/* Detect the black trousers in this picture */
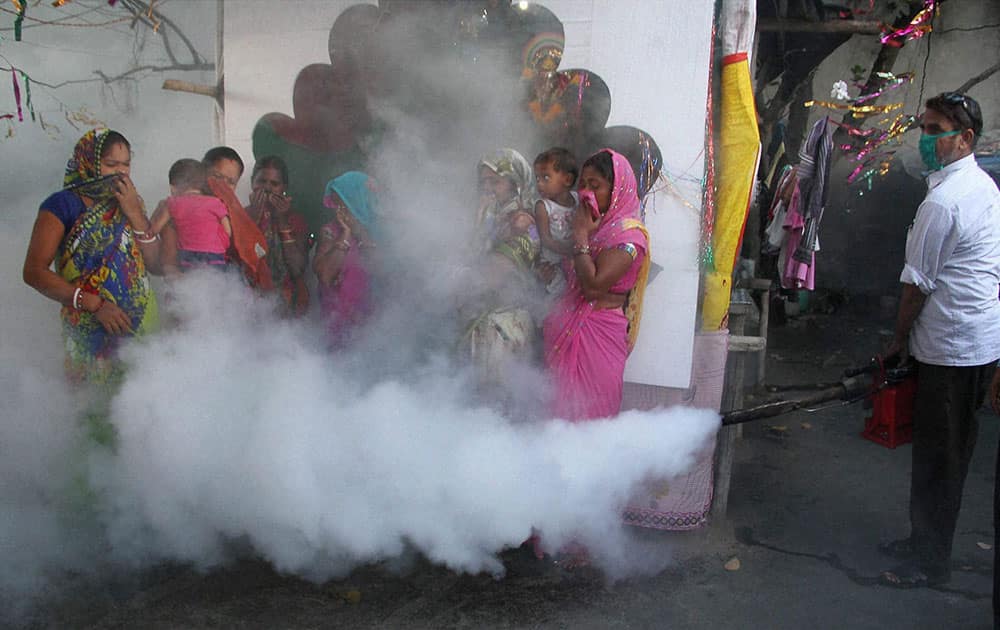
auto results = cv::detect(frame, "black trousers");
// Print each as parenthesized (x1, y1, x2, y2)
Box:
(994, 436, 999, 629)
(909, 360, 993, 576)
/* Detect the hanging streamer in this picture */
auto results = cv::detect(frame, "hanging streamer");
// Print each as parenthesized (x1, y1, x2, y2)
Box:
(636, 132, 661, 215)
(20, 71, 34, 122)
(833, 113, 917, 187)
(13, 0, 25, 41)
(839, 0, 875, 18)
(11, 70, 22, 122)
(880, 0, 936, 47)
(804, 100, 903, 118)
(852, 72, 914, 105)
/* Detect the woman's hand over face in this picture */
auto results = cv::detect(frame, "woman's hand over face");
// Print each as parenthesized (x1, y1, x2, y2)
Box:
(572, 199, 601, 244)
(271, 192, 292, 217)
(113, 175, 144, 220)
(250, 188, 268, 210)
(335, 208, 354, 241)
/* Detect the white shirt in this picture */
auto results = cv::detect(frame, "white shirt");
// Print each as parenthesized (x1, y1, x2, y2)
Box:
(900, 154, 1000, 366)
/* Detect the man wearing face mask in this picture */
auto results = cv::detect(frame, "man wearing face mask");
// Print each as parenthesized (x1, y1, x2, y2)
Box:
(880, 93, 1000, 589)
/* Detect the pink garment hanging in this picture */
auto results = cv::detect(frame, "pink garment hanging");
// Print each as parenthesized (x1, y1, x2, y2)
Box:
(778, 180, 815, 290)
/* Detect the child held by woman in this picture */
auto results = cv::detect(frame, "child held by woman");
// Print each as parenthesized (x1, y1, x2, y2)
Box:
(533, 147, 579, 294)
(150, 158, 232, 273)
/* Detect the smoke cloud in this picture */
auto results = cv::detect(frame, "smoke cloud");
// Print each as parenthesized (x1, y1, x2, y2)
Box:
(1, 3, 719, 626)
(93, 271, 717, 581)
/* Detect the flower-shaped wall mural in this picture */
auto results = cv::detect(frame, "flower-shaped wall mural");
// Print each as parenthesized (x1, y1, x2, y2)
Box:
(252, 1, 662, 229)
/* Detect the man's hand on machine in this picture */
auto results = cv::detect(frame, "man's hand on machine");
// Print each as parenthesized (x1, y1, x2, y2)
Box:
(883, 337, 909, 363)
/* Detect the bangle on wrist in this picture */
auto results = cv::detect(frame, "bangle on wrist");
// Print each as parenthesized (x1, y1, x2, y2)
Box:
(332, 240, 352, 252)
(573, 243, 591, 256)
(72, 287, 83, 311)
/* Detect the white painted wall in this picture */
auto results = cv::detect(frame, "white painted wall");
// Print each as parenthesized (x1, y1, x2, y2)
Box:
(223, 0, 714, 388)
(222, 0, 369, 197)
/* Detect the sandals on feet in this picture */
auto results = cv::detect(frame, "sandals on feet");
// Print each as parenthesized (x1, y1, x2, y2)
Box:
(879, 563, 949, 589)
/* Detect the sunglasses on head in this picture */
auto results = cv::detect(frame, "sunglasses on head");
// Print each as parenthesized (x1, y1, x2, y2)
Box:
(941, 92, 975, 128)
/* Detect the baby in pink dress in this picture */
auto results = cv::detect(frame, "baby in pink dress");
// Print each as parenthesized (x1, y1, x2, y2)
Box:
(151, 159, 232, 272)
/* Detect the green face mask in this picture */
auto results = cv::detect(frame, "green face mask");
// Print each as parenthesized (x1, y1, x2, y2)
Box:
(919, 130, 960, 172)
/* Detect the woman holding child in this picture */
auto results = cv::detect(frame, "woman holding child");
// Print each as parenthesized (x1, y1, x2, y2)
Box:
(476, 148, 539, 258)
(543, 149, 650, 420)
(23, 129, 160, 383)
(464, 149, 544, 392)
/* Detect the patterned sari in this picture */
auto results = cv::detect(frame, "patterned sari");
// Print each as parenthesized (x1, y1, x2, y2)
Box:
(319, 171, 378, 346)
(57, 129, 158, 383)
(542, 149, 650, 420)
(255, 206, 309, 315)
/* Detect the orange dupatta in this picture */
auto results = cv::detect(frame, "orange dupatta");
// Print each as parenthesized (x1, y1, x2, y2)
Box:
(207, 177, 274, 291)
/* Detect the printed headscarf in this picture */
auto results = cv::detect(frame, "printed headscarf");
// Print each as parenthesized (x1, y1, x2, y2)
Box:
(63, 128, 119, 202)
(324, 171, 379, 241)
(478, 148, 537, 215)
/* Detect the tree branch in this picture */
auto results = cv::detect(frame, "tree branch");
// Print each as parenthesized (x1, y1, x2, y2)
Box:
(757, 18, 882, 34)
(2, 62, 213, 90)
(119, 0, 207, 67)
(955, 62, 1000, 94)
(162, 79, 219, 101)
(94, 63, 214, 85)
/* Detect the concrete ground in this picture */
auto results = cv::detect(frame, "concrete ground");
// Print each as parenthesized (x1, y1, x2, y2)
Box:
(34, 306, 997, 629)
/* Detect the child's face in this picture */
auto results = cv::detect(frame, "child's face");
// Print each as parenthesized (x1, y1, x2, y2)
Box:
(579, 165, 613, 215)
(534, 161, 574, 200)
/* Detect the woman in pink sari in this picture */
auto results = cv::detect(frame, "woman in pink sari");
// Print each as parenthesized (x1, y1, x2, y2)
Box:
(313, 171, 378, 347)
(542, 149, 650, 421)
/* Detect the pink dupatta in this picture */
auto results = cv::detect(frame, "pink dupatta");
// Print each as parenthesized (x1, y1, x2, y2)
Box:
(542, 149, 650, 420)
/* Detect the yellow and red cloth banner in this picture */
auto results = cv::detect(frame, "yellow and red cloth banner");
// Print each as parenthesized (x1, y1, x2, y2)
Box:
(701, 51, 760, 331)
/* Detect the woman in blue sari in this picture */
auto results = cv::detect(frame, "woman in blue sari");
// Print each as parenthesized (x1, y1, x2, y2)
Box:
(23, 129, 160, 384)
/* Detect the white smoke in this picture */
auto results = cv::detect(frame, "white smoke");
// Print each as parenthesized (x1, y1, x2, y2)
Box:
(91, 271, 717, 580)
(0, 218, 106, 622)
(0, 3, 720, 626)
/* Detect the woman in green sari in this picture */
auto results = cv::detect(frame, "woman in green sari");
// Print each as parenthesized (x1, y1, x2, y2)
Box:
(23, 129, 160, 385)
